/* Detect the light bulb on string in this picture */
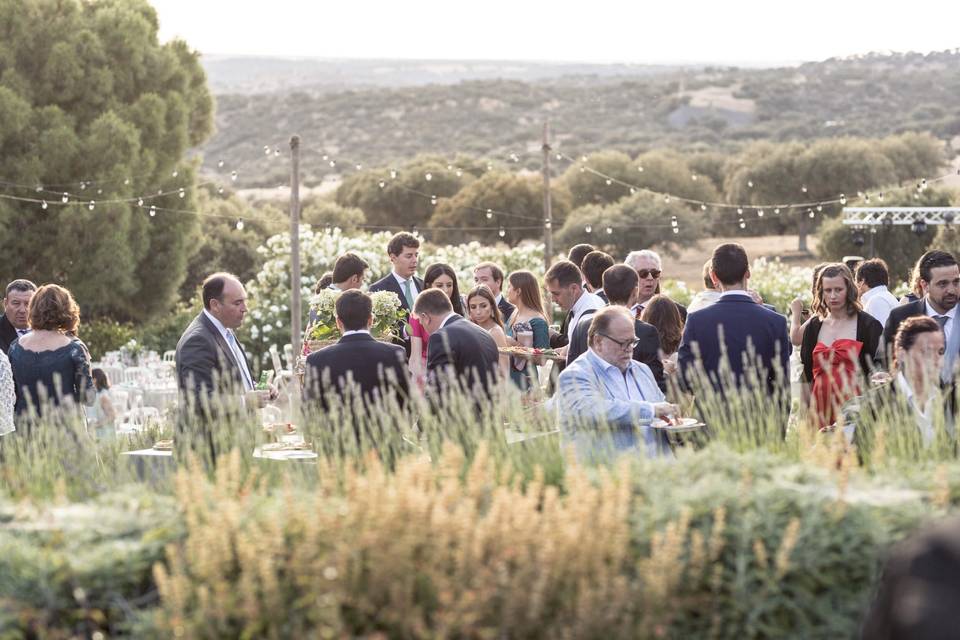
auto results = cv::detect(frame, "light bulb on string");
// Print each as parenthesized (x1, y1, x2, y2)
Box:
(921, 178, 928, 188)
(816, 204, 823, 212)
(217, 187, 224, 195)
(801, 185, 808, 193)
(737, 207, 743, 215)
(80, 181, 86, 190)
(637, 166, 644, 172)
(390, 169, 398, 179)
(630, 187, 636, 194)
(664, 195, 670, 204)
(556, 153, 563, 160)
(35, 185, 42, 193)
(430, 195, 438, 206)
(61, 192, 69, 203)
(579, 166, 586, 173)
(605, 179, 612, 186)
(425, 172, 432, 181)
(274, 149, 280, 157)
(691, 174, 698, 181)
(486, 163, 493, 171)
(584, 224, 592, 233)
(544, 219, 552, 229)
(757, 208, 764, 217)
(97, 188, 102, 195)
(263, 146, 270, 156)
(670, 216, 678, 228)
(606, 226, 613, 235)
(172, 170, 179, 178)
(498, 226, 506, 238)
(739, 218, 746, 229)
(747, 180, 754, 188)
(41, 200, 47, 210)
(88, 200, 95, 211)
(354, 163, 361, 170)
(455, 169, 462, 177)
(123, 178, 130, 186)
(178, 188, 186, 199)
(485, 209, 493, 219)
(840, 194, 847, 205)
(446, 164, 453, 170)
(322, 154, 328, 161)
(672, 227, 679, 235)
(700, 203, 707, 211)
(581, 155, 588, 162)
(774, 207, 781, 215)
(231, 171, 238, 182)
(137, 197, 144, 206)
(808, 209, 815, 218)
(878, 192, 884, 202)
(864, 194, 871, 203)
(328, 160, 336, 168)
(510, 153, 519, 163)
(236, 219, 244, 231)
(149, 205, 157, 217)
(217, 159, 225, 168)
(157, 189, 163, 195)
(378, 180, 386, 189)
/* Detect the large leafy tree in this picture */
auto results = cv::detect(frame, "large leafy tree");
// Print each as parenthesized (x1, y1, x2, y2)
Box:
(0, 0, 213, 322)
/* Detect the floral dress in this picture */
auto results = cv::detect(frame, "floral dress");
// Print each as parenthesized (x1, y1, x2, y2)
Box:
(505, 317, 549, 391)
(0, 350, 14, 436)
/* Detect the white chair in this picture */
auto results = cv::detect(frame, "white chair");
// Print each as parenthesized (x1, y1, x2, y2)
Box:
(116, 406, 162, 434)
(123, 367, 149, 386)
(163, 350, 176, 363)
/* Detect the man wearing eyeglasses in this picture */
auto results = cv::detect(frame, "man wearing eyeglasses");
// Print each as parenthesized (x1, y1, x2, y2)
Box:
(557, 306, 678, 462)
(624, 250, 688, 321)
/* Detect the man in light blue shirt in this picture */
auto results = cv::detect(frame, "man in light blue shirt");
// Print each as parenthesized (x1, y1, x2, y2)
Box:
(558, 306, 677, 463)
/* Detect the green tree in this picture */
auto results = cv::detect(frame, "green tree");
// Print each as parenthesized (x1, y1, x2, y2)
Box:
(300, 197, 365, 232)
(555, 192, 704, 260)
(877, 132, 946, 186)
(0, 0, 213, 322)
(335, 155, 473, 229)
(428, 171, 571, 245)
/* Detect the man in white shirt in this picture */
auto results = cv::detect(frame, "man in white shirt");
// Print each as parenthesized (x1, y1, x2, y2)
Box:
(545, 260, 604, 337)
(855, 258, 900, 328)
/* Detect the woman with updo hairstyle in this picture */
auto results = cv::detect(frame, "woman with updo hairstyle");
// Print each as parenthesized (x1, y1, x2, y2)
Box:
(7, 284, 95, 426)
(800, 263, 883, 430)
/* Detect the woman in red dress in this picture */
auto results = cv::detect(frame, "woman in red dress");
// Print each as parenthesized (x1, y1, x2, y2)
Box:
(800, 263, 883, 430)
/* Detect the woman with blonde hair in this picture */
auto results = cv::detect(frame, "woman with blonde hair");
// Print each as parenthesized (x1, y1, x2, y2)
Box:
(502, 270, 549, 391)
(799, 263, 883, 430)
(7, 284, 95, 428)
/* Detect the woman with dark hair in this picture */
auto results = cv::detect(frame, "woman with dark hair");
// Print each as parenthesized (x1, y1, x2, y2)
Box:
(800, 263, 883, 430)
(89, 368, 118, 439)
(790, 262, 828, 347)
(466, 285, 509, 377)
(409, 263, 464, 383)
(640, 294, 684, 377)
(502, 270, 550, 391)
(7, 284, 95, 427)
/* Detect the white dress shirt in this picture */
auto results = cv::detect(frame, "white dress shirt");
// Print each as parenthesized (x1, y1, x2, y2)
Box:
(896, 372, 938, 446)
(861, 285, 899, 327)
(341, 329, 370, 337)
(392, 271, 420, 295)
(567, 291, 604, 338)
(203, 309, 254, 390)
(719, 289, 754, 300)
(925, 301, 958, 345)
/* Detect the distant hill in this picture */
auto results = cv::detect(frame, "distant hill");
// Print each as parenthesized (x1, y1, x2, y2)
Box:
(198, 50, 960, 188)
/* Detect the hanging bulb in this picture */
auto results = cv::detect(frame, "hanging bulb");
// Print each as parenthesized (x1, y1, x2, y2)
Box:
(263, 146, 270, 155)
(485, 209, 493, 219)
(62, 192, 69, 203)
(498, 226, 506, 238)
(584, 224, 592, 233)
(80, 181, 86, 190)
(672, 227, 680, 235)
(556, 153, 563, 160)
(218, 159, 225, 168)
(88, 200, 95, 211)
(757, 208, 764, 217)
(605, 179, 612, 186)
(137, 197, 144, 207)
(446, 164, 453, 170)
(328, 160, 336, 168)
(670, 215, 678, 228)
(579, 166, 586, 173)
(157, 189, 163, 195)
(378, 180, 386, 189)
(178, 188, 186, 199)
(390, 169, 398, 179)
(629, 187, 636, 194)
(737, 207, 744, 215)
(455, 169, 463, 177)
(605, 226, 613, 235)
(700, 203, 707, 211)
(430, 195, 438, 205)
(808, 209, 815, 218)
(816, 204, 823, 212)
(878, 192, 884, 202)
(864, 194, 871, 203)
(217, 187, 224, 195)
(921, 178, 928, 188)
(97, 188, 102, 195)
(840, 194, 847, 205)
(774, 207, 781, 215)
(322, 154, 329, 161)
(274, 149, 281, 157)
(123, 178, 130, 186)
(544, 219, 552, 229)
(747, 180, 754, 188)
(41, 200, 48, 210)
(172, 169, 179, 178)
(35, 185, 43, 192)
(231, 171, 238, 182)
(149, 205, 157, 217)
(664, 195, 670, 204)
(801, 185, 808, 193)
(581, 155, 588, 162)
(510, 153, 520, 163)
(691, 174, 698, 181)
(486, 163, 493, 171)
(637, 166, 644, 172)
(738, 218, 746, 229)
(425, 172, 433, 181)
(236, 219, 244, 231)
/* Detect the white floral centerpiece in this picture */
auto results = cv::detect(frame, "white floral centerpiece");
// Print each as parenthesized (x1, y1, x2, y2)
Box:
(304, 289, 406, 352)
(119, 338, 144, 366)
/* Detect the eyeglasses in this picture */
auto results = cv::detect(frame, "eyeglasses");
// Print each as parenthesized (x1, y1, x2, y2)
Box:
(599, 332, 641, 351)
(636, 269, 662, 280)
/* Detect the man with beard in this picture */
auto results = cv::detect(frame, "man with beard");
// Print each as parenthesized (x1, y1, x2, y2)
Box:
(884, 250, 960, 382)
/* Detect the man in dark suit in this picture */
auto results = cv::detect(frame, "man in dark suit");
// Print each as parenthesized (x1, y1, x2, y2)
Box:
(567, 265, 666, 391)
(883, 250, 960, 381)
(624, 249, 687, 321)
(414, 289, 499, 401)
(175, 273, 270, 424)
(581, 251, 614, 305)
(0, 279, 36, 354)
(473, 261, 515, 322)
(368, 232, 424, 355)
(304, 290, 409, 412)
(678, 243, 790, 396)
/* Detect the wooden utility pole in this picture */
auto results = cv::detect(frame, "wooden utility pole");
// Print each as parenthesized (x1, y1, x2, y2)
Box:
(289, 135, 302, 379)
(541, 122, 554, 271)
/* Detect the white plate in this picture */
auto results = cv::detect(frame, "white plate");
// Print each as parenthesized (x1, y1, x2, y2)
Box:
(649, 417, 705, 433)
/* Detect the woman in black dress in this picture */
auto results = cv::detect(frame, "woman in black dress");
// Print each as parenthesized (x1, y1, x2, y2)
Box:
(7, 284, 94, 430)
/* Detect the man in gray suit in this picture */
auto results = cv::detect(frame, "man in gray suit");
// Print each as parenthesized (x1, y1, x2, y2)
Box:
(175, 273, 271, 430)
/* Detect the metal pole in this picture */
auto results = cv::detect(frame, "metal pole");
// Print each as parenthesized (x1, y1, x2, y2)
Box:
(541, 121, 554, 272)
(289, 135, 302, 382)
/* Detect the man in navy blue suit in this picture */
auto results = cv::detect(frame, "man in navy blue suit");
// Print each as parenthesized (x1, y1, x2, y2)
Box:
(678, 243, 790, 397)
(368, 232, 424, 356)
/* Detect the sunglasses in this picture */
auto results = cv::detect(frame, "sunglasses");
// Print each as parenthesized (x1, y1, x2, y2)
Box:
(636, 269, 662, 280)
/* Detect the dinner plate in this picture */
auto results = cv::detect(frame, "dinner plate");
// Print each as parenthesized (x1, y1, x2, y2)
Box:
(649, 417, 705, 433)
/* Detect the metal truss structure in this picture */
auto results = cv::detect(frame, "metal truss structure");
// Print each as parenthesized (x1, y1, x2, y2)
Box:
(842, 207, 960, 226)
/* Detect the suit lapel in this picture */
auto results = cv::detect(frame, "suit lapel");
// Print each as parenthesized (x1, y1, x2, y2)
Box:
(944, 311, 960, 382)
(199, 314, 245, 380)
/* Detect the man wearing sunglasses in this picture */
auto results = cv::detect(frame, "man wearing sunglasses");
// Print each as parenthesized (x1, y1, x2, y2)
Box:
(624, 250, 688, 321)
(558, 306, 678, 462)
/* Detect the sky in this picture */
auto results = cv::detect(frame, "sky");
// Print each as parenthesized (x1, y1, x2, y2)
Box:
(152, 0, 958, 65)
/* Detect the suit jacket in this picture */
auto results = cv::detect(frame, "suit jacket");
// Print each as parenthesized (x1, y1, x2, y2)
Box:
(883, 298, 926, 355)
(175, 313, 252, 417)
(595, 290, 609, 305)
(566, 306, 666, 392)
(678, 295, 790, 395)
(497, 296, 517, 325)
(304, 332, 409, 411)
(426, 315, 500, 400)
(0, 315, 17, 355)
(369, 272, 425, 356)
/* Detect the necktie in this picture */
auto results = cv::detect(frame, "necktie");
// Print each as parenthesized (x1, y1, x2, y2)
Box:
(16, 329, 28, 337)
(227, 330, 254, 390)
(936, 315, 949, 331)
(635, 304, 644, 321)
(402, 278, 415, 309)
(560, 309, 573, 335)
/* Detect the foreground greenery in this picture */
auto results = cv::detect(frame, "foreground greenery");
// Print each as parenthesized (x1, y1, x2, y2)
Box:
(1, 376, 959, 638)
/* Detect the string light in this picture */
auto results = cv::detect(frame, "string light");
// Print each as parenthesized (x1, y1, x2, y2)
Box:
(486, 209, 493, 219)
(430, 195, 438, 205)
(584, 224, 592, 233)
(378, 180, 386, 189)
(41, 200, 47, 210)
(498, 226, 506, 237)
(88, 200, 95, 211)
(171, 170, 179, 178)
(739, 217, 746, 229)
(236, 219, 244, 231)
(61, 192, 69, 203)
(178, 188, 186, 199)
(425, 172, 433, 181)
(757, 208, 764, 217)
(149, 205, 157, 217)
(605, 226, 613, 234)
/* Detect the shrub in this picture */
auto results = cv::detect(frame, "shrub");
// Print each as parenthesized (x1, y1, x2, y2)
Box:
(80, 318, 136, 361)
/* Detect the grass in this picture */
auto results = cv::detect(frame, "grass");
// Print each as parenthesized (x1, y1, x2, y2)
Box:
(1, 365, 959, 637)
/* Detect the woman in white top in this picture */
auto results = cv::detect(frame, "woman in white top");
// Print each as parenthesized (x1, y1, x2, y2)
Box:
(466, 285, 509, 378)
(0, 349, 14, 437)
(89, 367, 118, 439)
